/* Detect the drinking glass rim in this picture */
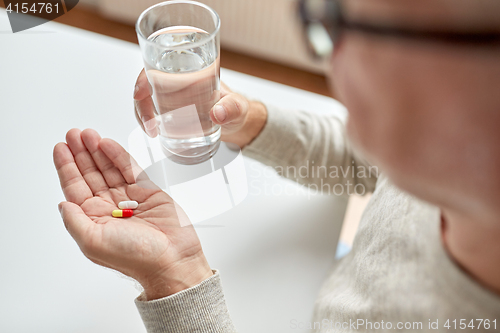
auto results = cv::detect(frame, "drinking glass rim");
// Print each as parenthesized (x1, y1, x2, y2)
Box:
(136, 0, 221, 51)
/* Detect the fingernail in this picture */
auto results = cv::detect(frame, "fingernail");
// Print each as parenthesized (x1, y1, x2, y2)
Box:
(133, 85, 140, 99)
(142, 116, 156, 131)
(58, 202, 63, 214)
(213, 104, 226, 123)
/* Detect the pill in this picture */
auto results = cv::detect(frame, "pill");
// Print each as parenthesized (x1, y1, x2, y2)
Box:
(118, 201, 139, 209)
(112, 209, 134, 218)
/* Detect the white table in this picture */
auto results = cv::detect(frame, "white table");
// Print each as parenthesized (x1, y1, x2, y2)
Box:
(0, 9, 348, 333)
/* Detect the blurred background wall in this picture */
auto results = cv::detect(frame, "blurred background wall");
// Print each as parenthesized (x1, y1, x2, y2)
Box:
(79, 0, 328, 74)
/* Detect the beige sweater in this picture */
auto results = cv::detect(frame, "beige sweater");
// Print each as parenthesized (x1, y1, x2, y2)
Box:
(135, 106, 500, 332)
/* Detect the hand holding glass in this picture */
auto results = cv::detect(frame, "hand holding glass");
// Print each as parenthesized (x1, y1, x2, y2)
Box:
(136, 1, 221, 164)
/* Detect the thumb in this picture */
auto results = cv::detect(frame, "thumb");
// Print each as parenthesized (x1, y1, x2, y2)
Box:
(210, 93, 249, 125)
(59, 201, 94, 246)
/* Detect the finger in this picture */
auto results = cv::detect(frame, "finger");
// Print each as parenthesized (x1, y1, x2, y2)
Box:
(65, 129, 109, 196)
(99, 138, 144, 184)
(54, 142, 93, 205)
(210, 93, 249, 125)
(134, 97, 158, 138)
(133, 69, 152, 101)
(134, 69, 157, 138)
(59, 201, 96, 253)
(81, 129, 127, 188)
(220, 81, 232, 97)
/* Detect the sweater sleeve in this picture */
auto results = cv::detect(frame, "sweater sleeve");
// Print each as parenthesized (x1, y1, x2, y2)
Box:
(243, 104, 378, 194)
(135, 270, 237, 333)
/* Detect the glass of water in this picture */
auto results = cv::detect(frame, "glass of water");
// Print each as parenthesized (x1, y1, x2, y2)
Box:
(136, 1, 221, 165)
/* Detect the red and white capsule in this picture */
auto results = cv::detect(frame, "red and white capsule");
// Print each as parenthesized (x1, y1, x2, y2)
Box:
(112, 209, 134, 218)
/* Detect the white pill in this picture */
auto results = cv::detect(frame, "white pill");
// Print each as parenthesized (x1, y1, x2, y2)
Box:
(118, 201, 139, 209)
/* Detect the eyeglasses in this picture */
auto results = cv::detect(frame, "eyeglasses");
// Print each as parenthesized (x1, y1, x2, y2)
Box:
(298, 0, 500, 59)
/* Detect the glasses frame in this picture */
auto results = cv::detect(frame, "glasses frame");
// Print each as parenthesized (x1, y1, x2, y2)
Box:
(298, 0, 500, 59)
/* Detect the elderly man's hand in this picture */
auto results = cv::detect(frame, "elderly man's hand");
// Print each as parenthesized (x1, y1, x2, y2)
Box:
(53, 128, 213, 300)
(134, 69, 267, 148)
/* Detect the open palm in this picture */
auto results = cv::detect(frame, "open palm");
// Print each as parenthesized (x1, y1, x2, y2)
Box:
(54, 128, 212, 299)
